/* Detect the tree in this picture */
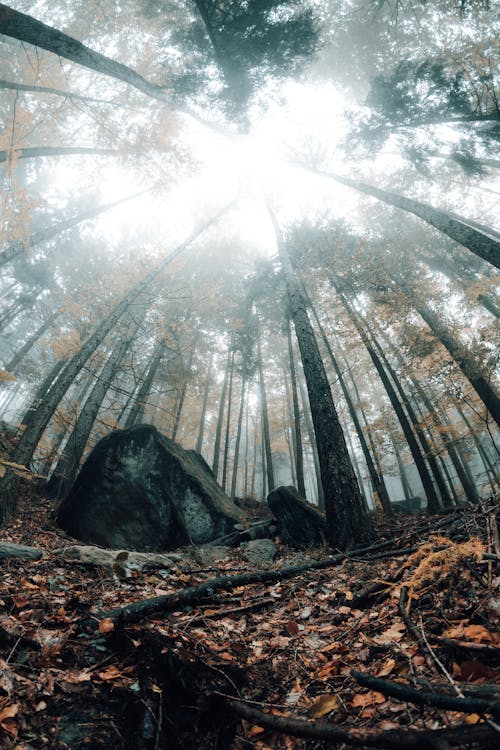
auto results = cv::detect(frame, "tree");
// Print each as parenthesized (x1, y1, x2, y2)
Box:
(268, 206, 372, 548)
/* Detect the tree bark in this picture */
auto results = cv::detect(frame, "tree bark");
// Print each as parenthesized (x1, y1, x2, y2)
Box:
(195, 353, 213, 454)
(394, 275, 500, 428)
(221, 349, 235, 492)
(0, 78, 137, 108)
(307, 297, 392, 515)
(0, 146, 119, 165)
(257, 337, 275, 493)
(212, 346, 231, 479)
(3, 310, 59, 373)
(335, 287, 441, 512)
(315, 169, 500, 269)
(230, 377, 246, 497)
(286, 318, 306, 497)
(172, 342, 196, 441)
(47, 324, 138, 497)
(268, 208, 371, 548)
(125, 340, 167, 427)
(0, 5, 170, 103)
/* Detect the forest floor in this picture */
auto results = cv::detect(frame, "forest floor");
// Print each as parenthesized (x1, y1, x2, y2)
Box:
(0, 484, 498, 749)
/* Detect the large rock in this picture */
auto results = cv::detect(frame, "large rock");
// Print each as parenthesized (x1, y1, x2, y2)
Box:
(56, 425, 245, 551)
(267, 486, 327, 548)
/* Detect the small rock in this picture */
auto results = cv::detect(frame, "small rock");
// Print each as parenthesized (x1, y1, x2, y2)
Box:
(241, 539, 277, 567)
(192, 545, 232, 566)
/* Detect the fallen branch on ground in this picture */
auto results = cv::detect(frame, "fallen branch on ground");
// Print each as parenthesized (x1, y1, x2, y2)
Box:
(222, 695, 498, 748)
(351, 670, 500, 719)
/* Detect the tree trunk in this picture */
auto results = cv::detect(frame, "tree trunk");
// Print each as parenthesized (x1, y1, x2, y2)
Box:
(286, 318, 306, 497)
(307, 298, 392, 515)
(125, 340, 167, 427)
(221, 350, 235, 492)
(315, 169, 500, 269)
(335, 287, 441, 512)
(47, 327, 137, 497)
(0, 189, 151, 267)
(212, 346, 231, 479)
(172, 342, 196, 441)
(0, 78, 139, 108)
(0, 206, 229, 520)
(390, 432, 413, 501)
(257, 337, 275, 493)
(394, 275, 500, 428)
(3, 310, 59, 373)
(0, 5, 170, 103)
(0, 146, 119, 165)
(195, 353, 213, 454)
(298, 376, 324, 510)
(268, 208, 371, 548)
(230, 377, 246, 498)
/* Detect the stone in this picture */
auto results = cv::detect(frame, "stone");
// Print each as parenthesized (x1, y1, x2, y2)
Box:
(56, 424, 245, 552)
(391, 497, 423, 514)
(191, 545, 233, 566)
(0, 542, 43, 560)
(267, 486, 327, 548)
(240, 539, 277, 566)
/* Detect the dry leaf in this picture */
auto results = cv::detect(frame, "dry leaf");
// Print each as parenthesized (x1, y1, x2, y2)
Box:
(98, 665, 122, 681)
(377, 658, 396, 677)
(285, 621, 299, 636)
(463, 625, 494, 643)
(0, 704, 18, 722)
(0, 370, 16, 382)
(98, 618, 115, 634)
(307, 694, 340, 717)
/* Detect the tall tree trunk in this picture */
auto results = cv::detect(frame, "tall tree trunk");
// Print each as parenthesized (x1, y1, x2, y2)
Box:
(172, 342, 196, 441)
(1, 189, 151, 267)
(0, 146, 119, 165)
(230, 377, 246, 498)
(335, 287, 441, 512)
(315, 169, 500, 269)
(390, 432, 413, 501)
(212, 346, 231, 479)
(47, 327, 137, 497)
(286, 318, 306, 497)
(394, 274, 500, 428)
(195, 353, 213, 454)
(0, 5, 170, 103)
(3, 310, 59, 373)
(307, 297, 392, 515)
(268, 209, 371, 548)
(0, 206, 229, 520)
(257, 337, 275, 493)
(125, 340, 167, 427)
(0, 78, 139, 108)
(298, 375, 324, 510)
(221, 350, 235, 493)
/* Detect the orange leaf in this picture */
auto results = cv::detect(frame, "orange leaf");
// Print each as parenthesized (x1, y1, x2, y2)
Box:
(307, 694, 340, 717)
(377, 658, 396, 677)
(0, 704, 18, 722)
(463, 625, 494, 643)
(98, 665, 122, 681)
(98, 618, 115, 634)
(285, 621, 300, 636)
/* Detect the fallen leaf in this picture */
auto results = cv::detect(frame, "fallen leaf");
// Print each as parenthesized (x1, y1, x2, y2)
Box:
(0, 370, 16, 382)
(377, 658, 396, 677)
(465, 714, 482, 724)
(98, 618, 115, 634)
(285, 621, 299, 636)
(98, 665, 122, 681)
(307, 694, 341, 717)
(0, 704, 18, 722)
(463, 625, 494, 643)
(352, 691, 386, 707)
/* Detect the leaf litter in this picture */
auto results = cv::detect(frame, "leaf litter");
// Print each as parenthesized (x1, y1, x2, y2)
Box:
(0, 485, 498, 748)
